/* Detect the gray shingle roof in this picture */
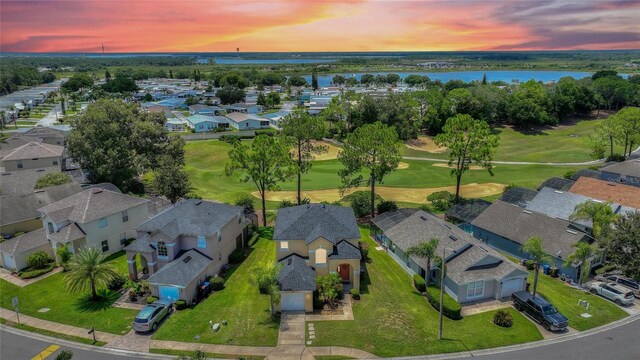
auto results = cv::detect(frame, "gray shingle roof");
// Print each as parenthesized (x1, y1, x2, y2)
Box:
(136, 199, 244, 238)
(0, 167, 60, 195)
(278, 254, 316, 291)
(38, 188, 149, 224)
(2, 142, 64, 161)
(273, 204, 360, 245)
(147, 249, 213, 287)
(0, 183, 82, 227)
(49, 223, 85, 243)
(373, 209, 526, 283)
(124, 233, 155, 253)
(329, 240, 361, 260)
(600, 159, 640, 177)
(472, 201, 591, 261)
(0, 228, 48, 254)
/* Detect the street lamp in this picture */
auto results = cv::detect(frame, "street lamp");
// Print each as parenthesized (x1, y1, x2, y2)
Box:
(438, 246, 456, 340)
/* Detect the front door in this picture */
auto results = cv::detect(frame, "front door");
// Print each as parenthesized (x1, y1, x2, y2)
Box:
(339, 264, 350, 282)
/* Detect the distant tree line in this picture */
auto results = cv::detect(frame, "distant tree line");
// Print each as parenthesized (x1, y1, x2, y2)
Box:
(0, 65, 56, 95)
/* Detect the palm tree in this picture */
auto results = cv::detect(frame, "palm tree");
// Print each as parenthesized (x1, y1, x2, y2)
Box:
(570, 201, 619, 240)
(406, 238, 439, 289)
(63, 247, 119, 301)
(250, 263, 282, 316)
(563, 242, 596, 286)
(522, 236, 554, 297)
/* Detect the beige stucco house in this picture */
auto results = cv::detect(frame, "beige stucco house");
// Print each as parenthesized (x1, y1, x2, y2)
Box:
(125, 199, 250, 304)
(1, 141, 64, 172)
(0, 229, 54, 272)
(38, 188, 151, 256)
(273, 204, 362, 312)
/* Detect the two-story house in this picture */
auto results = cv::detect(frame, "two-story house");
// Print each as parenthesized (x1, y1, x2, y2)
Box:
(37, 187, 151, 255)
(125, 199, 250, 303)
(1, 142, 64, 172)
(273, 204, 362, 312)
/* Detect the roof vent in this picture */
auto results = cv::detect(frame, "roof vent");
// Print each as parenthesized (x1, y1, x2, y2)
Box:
(566, 229, 578, 235)
(523, 210, 532, 215)
(420, 215, 428, 221)
(449, 235, 458, 241)
(183, 256, 192, 263)
(554, 190, 563, 194)
(92, 188, 103, 194)
(195, 201, 202, 206)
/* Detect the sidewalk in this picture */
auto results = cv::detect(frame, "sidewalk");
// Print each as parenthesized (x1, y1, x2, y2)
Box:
(0, 307, 119, 343)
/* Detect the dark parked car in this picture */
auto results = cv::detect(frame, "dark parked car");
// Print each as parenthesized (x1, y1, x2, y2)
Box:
(595, 273, 640, 299)
(512, 291, 568, 332)
(133, 300, 171, 333)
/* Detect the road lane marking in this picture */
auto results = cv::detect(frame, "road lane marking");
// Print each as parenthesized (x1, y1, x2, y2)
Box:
(31, 344, 60, 360)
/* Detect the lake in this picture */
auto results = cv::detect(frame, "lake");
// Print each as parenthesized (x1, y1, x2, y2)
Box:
(303, 70, 594, 87)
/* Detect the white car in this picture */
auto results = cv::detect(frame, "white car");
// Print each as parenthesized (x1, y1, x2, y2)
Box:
(589, 281, 635, 306)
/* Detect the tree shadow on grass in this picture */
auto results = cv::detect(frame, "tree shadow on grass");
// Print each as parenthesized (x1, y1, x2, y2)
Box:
(257, 227, 274, 241)
(258, 310, 280, 329)
(73, 290, 121, 312)
(360, 264, 372, 295)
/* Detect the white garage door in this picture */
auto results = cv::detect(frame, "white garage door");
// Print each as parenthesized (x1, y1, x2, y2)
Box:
(158, 286, 180, 302)
(501, 278, 524, 298)
(2, 253, 15, 270)
(281, 293, 305, 311)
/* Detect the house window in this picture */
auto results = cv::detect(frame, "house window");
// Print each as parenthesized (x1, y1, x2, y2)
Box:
(121, 210, 129, 223)
(17, 161, 23, 169)
(99, 218, 108, 228)
(101, 240, 109, 253)
(198, 235, 207, 249)
(467, 281, 484, 299)
(157, 241, 168, 257)
(316, 248, 327, 264)
(53, 160, 58, 166)
(280, 242, 289, 250)
(47, 222, 54, 234)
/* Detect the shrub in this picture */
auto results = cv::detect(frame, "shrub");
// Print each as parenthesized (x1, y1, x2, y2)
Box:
(220, 134, 253, 144)
(108, 274, 127, 291)
(128, 289, 138, 301)
(350, 288, 360, 300)
(426, 285, 462, 320)
(255, 128, 278, 136)
(277, 199, 295, 209)
(427, 191, 456, 211)
(418, 204, 433, 212)
(209, 276, 225, 291)
(234, 193, 255, 213)
(228, 248, 246, 264)
(606, 153, 626, 162)
(493, 309, 514, 328)
(413, 274, 426, 292)
(563, 170, 577, 180)
(18, 263, 55, 279)
(524, 259, 535, 270)
(26, 251, 53, 269)
(376, 200, 398, 214)
(147, 296, 158, 304)
(175, 299, 188, 310)
(56, 244, 72, 264)
(358, 240, 369, 261)
(34, 173, 72, 189)
(349, 191, 372, 218)
(55, 350, 74, 360)
(595, 263, 617, 275)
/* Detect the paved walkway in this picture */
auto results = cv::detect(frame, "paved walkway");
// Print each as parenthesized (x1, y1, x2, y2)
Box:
(105, 330, 151, 353)
(0, 267, 63, 287)
(0, 307, 119, 343)
(306, 296, 354, 321)
(460, 298, 511, 316)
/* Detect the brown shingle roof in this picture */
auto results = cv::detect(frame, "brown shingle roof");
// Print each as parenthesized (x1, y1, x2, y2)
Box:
(569, 177, 640, 209)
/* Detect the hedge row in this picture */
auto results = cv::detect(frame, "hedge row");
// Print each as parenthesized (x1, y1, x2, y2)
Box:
(413, 274, 426, 292)
(18, 263, 56, 279)
(426, 285, 462, 320)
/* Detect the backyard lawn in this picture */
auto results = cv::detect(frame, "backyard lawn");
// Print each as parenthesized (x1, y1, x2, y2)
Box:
(185, 140, 583, 208)
(152, 229, 280, 346)
(309, 227, 543, 358)
(0, 251, 137, 335)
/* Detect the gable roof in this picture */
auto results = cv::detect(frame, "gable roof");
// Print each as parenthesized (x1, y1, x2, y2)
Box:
(38, 188, 149, 224)
(224, 112, 265, 123)
(2, 142, 64, 161)
(0, 182, 82, 227)
(0, 167, 60, 195)
(278, 254, 316, 291)
(147, 249, 212, 287)
(472, 201, 591, 261)
(0, 228, 48, 255)
(49, 222, 86, 243)
(600, 159, 640, 177)
(273, 204, 360, 245)
(569, 177, 640, 209)
(136, 199, 244, 238)
(329, 240, 362, 260)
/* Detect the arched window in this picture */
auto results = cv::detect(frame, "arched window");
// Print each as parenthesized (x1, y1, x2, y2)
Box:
(316, 248, 327, 264)
(157, 241, 168, 257)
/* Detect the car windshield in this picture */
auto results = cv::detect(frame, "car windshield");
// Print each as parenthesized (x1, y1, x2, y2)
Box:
(625, 292, 634, 298)
(542, 305, 558, 315)
(135, 306, 156, 323)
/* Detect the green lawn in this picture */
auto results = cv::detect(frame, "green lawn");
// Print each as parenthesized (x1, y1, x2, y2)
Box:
(152, 229, 280, 346)
(150, 348, 265, 360)
(309, 228, 543, 358)
(404, 119, 621, 163)
(185, 140, 583, 208)
(0, 318, 106, 346)
(0, 252, 137, 335)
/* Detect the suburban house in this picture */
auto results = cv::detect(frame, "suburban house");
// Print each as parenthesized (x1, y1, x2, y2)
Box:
(125, 199, 251, 303)
(224, 103, 263, 114)
(189, 104, 223, 116)
(165, 118, 185, 132)
(471, 201, 597, 281)
(372, 209, 528, 303)
(568, 177, 640, 210)
(0, 183, 82, 236)
(186, 115, 230, 132)
(598, 159, 640, 187)
(38, 188, 151, 255)
(225, 112, 270, 130)
(0, 229, 53, 272)
(146, 104, 174, 118)
(1, 142, 64, 172)
(273, 204, 362, 312)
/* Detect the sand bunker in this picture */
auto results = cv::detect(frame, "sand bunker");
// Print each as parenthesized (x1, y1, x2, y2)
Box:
(292, 140, 341, 161)
(406, 136, 448, 153)
(396, 162, 410, 170)
(432, 163, 492, 171)
(253, 183, 505, 204)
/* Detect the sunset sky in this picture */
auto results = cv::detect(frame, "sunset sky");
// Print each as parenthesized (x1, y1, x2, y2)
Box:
(1, 0, 639, 53)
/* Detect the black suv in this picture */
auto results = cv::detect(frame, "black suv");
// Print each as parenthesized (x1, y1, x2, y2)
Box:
(512, 291, 569, 332)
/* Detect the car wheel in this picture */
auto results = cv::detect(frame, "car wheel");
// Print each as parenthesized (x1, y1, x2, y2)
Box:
(615, 299, 622, 306)
(514, 303, 522, 311)
(590, 288, 598, 294)
(543, 322, 551, 331)
(152, 323, 158, 332)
